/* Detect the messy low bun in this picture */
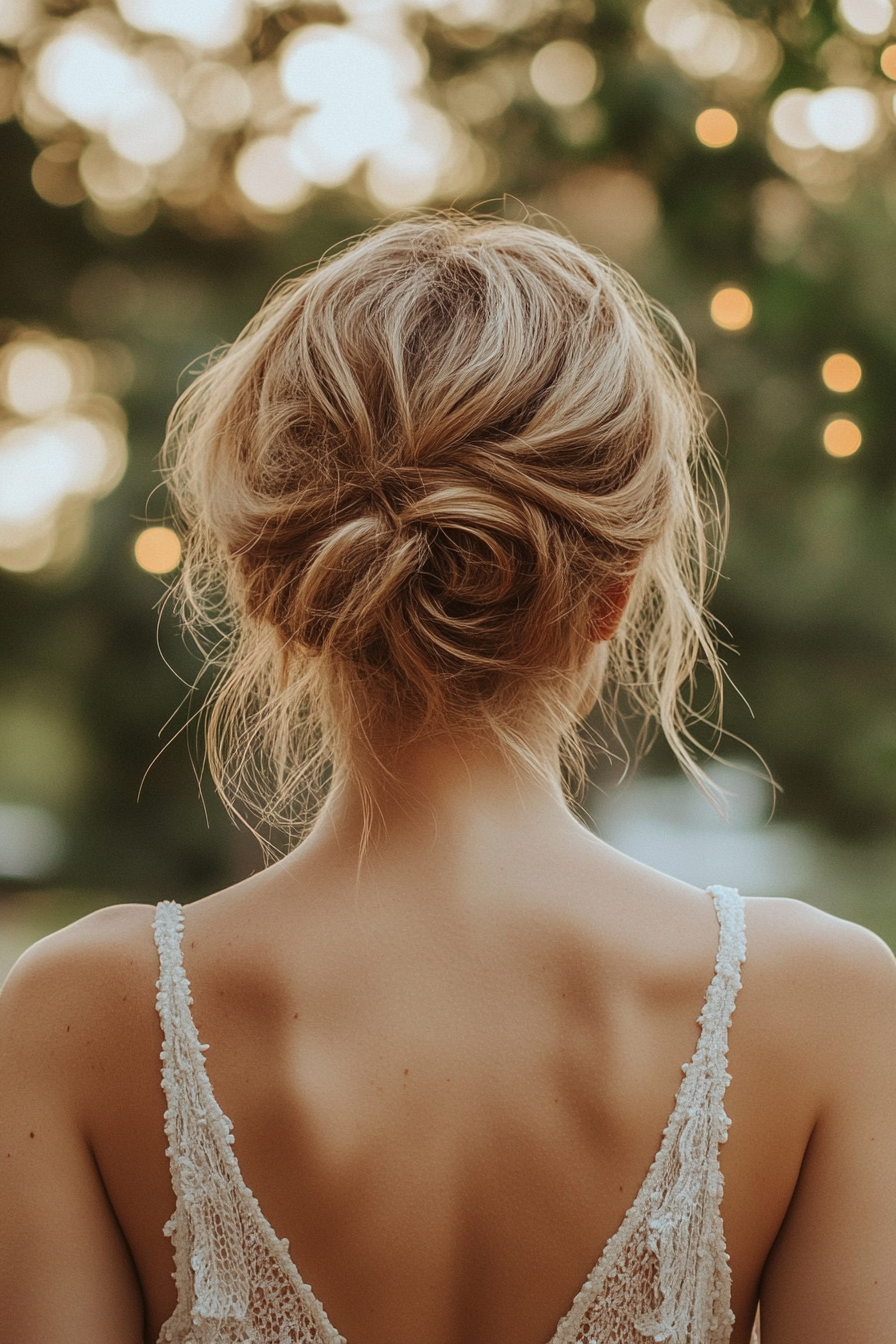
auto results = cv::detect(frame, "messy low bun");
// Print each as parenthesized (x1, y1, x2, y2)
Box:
(163, 213, 724, 843)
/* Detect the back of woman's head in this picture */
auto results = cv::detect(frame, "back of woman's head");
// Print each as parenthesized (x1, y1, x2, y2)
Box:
(164, 213, 724, 839)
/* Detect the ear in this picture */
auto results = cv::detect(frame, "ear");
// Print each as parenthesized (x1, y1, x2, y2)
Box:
(590, 578, 634, 643)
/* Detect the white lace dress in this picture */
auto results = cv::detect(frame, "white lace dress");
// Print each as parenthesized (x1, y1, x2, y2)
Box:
(153, 885, 751, 1344)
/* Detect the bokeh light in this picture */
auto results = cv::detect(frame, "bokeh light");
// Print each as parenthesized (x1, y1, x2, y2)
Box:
(134, 525, 181, 573)
(821, 353, 863, 392)
(710, 286, 753, 330)
(36, 24, 186, 166)
(0, 0, 892, 229)
(0, 803, 65, 881)
(807, 87, 879, 152)
(643, 0, 781, 83)
(31, 142, 85, 207)
(529, 41, 598, 108)
(235, 135, 309, 213)
(2, 0, 495, 227)
(277, 24, 432, 197)
(823, 417, 862, 456)
(36, 28, 135, 133)
(78, 141, 151, 213)
(695, 108, 738, 148)
(771, 86, 880, 153)
(881, 44, 896, 78)
(117, 0, 250, 49)
(838, 0, 893, 37)
(0, 0, 39, 46)
(0, 330, 127, 573)
(3, 341, 74, 417)
(367, 121, 446, 209)
(769, 89, 819, 151)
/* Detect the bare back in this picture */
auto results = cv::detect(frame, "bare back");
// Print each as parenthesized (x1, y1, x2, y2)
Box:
(2, 791, 894, 1344)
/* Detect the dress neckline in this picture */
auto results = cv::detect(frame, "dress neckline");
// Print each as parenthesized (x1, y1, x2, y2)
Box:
(153, 885, 746, 1344)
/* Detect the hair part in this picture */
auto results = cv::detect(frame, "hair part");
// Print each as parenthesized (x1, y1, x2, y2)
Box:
(162, 212, 726, 848)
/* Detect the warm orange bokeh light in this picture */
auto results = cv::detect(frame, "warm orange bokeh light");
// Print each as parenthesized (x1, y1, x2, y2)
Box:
(821, 352, 862, 392)
(710, 286, 753, 330)
(823, 417, 862, 457)
(695, 108, 738, 148)
(135, 526, 182, 573)
(881, 44, 896, 80)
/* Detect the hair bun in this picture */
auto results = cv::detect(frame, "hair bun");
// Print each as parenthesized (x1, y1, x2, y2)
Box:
(282, 479, 551, 691)
(163, 214, 723, 841)
(400, 482, 546, 676)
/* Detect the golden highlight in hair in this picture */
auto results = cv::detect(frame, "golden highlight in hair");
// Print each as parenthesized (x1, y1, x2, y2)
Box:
(162, 213, 726, 844)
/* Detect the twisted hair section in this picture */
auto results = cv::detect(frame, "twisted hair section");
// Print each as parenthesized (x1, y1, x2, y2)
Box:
(162, 214, 725, 843)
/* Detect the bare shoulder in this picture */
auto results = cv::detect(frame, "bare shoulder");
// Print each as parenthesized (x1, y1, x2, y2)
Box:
(0, 903, 160, 1092)
(739, 896, 896, 1099)
(743, 895, 896, 993)
(1, 901, 158, 1006)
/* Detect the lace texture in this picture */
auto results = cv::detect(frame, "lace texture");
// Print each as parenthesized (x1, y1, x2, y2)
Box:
(153, 884, 747, 1344)
(154, 903, 345, 1344)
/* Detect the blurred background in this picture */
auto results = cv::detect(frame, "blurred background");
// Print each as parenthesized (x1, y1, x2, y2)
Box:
(0, 0, 893, 977)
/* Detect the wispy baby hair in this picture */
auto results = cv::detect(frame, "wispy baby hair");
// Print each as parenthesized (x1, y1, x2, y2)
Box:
(163, 212, 725, 844)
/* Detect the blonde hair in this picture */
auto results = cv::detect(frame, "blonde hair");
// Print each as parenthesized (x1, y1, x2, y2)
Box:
(162, 213, 725, 844)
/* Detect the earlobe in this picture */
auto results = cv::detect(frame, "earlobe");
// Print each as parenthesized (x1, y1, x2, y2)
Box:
(590, 578, 634, 643)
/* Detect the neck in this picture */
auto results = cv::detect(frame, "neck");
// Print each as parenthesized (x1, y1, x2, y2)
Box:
(301, 731, 580, 864)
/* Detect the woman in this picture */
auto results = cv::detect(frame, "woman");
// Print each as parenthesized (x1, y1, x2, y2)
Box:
(0, 216, 893, 1344)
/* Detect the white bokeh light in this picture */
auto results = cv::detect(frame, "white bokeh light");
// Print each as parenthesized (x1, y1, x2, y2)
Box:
(277, 24, 432, 188)
(838, 0, 893, 36)
(644, 0, 781, 83)
(807, 86, 879, 151)
(0, 330, 128, 574)
(116, 0, 250, 50)
(770, 88, 820, 149)
(444, 63, 515, 124)
(673, 13, 742, 78)
(37, 28, 136, 132)
(108, 87, 185, 165)
(289, 99, 411, 185)
(37, 26, 186, 165)
(367, 144, 440, 208)
(0, 803, 65, 879)
(366, 103, 453, 207)
(0, 417, 119, 524)
(3, 343, 74, 418)
(235, 135, 310, 211)
(12, 0, 890, 230)
(280, 26, 407, 106)
(645, 0, 740, 78)
(726, 22, 781, 82)
(6, 0, 540, 224)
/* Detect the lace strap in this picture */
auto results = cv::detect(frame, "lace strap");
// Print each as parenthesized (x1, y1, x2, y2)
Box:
(153, 903, 349, 1343)
(701, 887, 747, 1050)
(635, 885, 746, 1344)
(153, 900, 252, 1323)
